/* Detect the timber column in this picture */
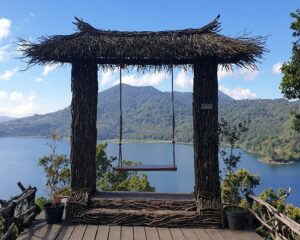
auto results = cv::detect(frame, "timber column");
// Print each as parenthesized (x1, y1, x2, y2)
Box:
(70, 60, 98, 194)
(193, 60, 221, 225)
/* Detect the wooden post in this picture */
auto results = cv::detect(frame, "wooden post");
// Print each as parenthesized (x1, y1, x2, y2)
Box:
(70, 60, 98, 194)
(193, 60, 221, 214)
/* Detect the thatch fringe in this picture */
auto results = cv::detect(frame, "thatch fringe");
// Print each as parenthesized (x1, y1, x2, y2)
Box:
(18, 16, 267, 71)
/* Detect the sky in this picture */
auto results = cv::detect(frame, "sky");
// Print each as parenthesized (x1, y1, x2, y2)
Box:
(0, 1, 299, 118)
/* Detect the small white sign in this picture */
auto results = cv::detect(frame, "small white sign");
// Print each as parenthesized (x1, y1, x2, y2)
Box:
(201, 103, 213, 110)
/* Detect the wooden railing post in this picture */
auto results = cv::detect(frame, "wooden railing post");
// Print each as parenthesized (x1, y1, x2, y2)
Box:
(0, 183, 39, 239)
(246, 192, 253, 229)
(246, 193, 300, 240)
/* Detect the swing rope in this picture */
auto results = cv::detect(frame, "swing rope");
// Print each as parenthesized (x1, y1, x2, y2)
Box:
(118, 66, 123, 168)
(171, 66, 176, 168)
(116, 65, 176, 171)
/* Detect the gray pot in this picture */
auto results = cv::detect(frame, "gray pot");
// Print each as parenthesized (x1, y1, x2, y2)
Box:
(44, 203, 64, 224)
(225, 206, 247, 230)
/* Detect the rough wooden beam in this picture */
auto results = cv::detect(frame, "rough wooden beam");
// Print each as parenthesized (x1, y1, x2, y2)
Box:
(70, 208, 221, 228)
(193, 60, 221, 215)
(89, 198, 197, 211)
(70, 60, 98, 194)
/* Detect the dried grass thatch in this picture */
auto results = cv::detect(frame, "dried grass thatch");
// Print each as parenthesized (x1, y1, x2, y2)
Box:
(18, 16, 267, 70)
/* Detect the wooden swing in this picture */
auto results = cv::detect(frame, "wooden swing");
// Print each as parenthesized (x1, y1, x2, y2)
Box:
(114, 66, 177, 172)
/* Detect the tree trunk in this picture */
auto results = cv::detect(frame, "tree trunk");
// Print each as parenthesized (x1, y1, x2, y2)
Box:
(193, 60, 221, 211)
(70, 61, 98, 194)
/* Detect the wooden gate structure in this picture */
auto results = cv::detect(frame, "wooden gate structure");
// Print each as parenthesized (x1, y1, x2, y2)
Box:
(19, 16, 265, 227)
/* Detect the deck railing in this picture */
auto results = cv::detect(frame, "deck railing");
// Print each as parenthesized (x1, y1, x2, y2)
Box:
(0, 182, 40, 240)
(246, 193, 300, 240)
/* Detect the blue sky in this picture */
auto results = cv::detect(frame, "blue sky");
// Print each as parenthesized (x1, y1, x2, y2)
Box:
(0, 1, 299, 117)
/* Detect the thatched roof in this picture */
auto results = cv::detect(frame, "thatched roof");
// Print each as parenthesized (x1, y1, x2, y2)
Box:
(19, 16, 266, 69)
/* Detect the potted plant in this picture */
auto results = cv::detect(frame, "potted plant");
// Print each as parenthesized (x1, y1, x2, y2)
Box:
(222, 169, 260, 229)
(38, 130, 70, 224)
(219, 119, 260, 230)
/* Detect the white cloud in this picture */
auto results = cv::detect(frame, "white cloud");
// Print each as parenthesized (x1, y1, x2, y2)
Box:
(175, 70, 193, 89)
(0, 18, 11, 40)
(99, 69, 167, 88)
(10, 102, 37, 117)
(239, 69, 259, 81)
(26, 92, 37, 102)
(100, 69, 166, 88)
(42, 64, 59, 76)
(0, 91, 39, 117)
(10, 91, 24, 102)
(0, 91, 7, 101)
(219, 85, 257, 100)
(99, 69, 118, 87)
(218, 68, 234, 80)
(122, 72, 165, 86)
(35, 77, 44, 82)
(29, 12, 35, 17)
(272, 62, 282, 74)
(218, 67, 258, 81)
(0, 67, 19, 81)
(0, 45, 10, 61)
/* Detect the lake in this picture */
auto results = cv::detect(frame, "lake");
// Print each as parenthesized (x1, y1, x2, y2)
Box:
(0, 137, 299, 207)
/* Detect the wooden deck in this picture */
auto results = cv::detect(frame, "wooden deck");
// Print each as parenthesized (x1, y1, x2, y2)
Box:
(17, 221, 263, 240)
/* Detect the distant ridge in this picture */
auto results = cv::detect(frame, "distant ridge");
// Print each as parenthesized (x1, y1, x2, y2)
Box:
(0, 84, 299, 162)
(0, 116, 15, 123)
(0, 84, 233, 139)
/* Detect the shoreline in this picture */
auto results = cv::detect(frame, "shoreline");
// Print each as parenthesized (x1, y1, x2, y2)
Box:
(259, 156, 297, 165)
(1, 136, 298, 165)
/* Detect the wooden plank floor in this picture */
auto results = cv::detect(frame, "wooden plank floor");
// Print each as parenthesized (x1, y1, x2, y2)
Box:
(18, 224, 263, 240)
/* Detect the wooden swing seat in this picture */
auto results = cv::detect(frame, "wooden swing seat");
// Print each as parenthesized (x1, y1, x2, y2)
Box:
(114, 164, 177, 172)
(115, 67, 177, 173)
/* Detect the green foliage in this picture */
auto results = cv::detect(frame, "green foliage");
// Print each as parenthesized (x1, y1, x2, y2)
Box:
(280, 9, 300, 133)
(291, 111, 300, 132)
(219, 118, 249, 173)
(96, 143, 116, 179)
(35, 196, 50, 210)
(281, 9, 300, 100)
(222, 169, 260, 206)
(220, 99, 300, 163)
(98, 171, 155, 192)
(96, 143, 155, 192)
(0, 218, 18, 239)
(259, 188, 300, 223)
(219, 119, 260, 206)
(38, 130, 71, 202)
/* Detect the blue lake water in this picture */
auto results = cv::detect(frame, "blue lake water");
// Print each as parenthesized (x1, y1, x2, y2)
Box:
(0, 137, 299, 207)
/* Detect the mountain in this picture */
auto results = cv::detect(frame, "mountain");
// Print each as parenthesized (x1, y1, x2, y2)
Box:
(220, 99, 300, 163)
(0, 116, 15, 123)
(0, 84, 299, 163)
(0, 84, 233, 140)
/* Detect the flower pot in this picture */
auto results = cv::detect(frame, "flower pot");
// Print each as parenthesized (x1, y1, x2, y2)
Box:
(225, 206, 247, 230)
(44, 203, 64, 224)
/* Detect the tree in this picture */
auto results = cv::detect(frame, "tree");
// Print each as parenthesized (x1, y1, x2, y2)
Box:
(280, 9, 300, 132)
(219, 119, 260, 206)
(38, 130, 71, 202)
(96, 143, 155, 192)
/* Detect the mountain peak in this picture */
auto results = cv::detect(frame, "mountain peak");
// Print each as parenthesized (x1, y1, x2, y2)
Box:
(103, 83, 234, 101)
(103, 83, 159, 92)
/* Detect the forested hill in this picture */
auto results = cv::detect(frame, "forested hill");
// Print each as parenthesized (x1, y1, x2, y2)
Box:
(0, 84, 299, 163)
(0, 116, 15, 123)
